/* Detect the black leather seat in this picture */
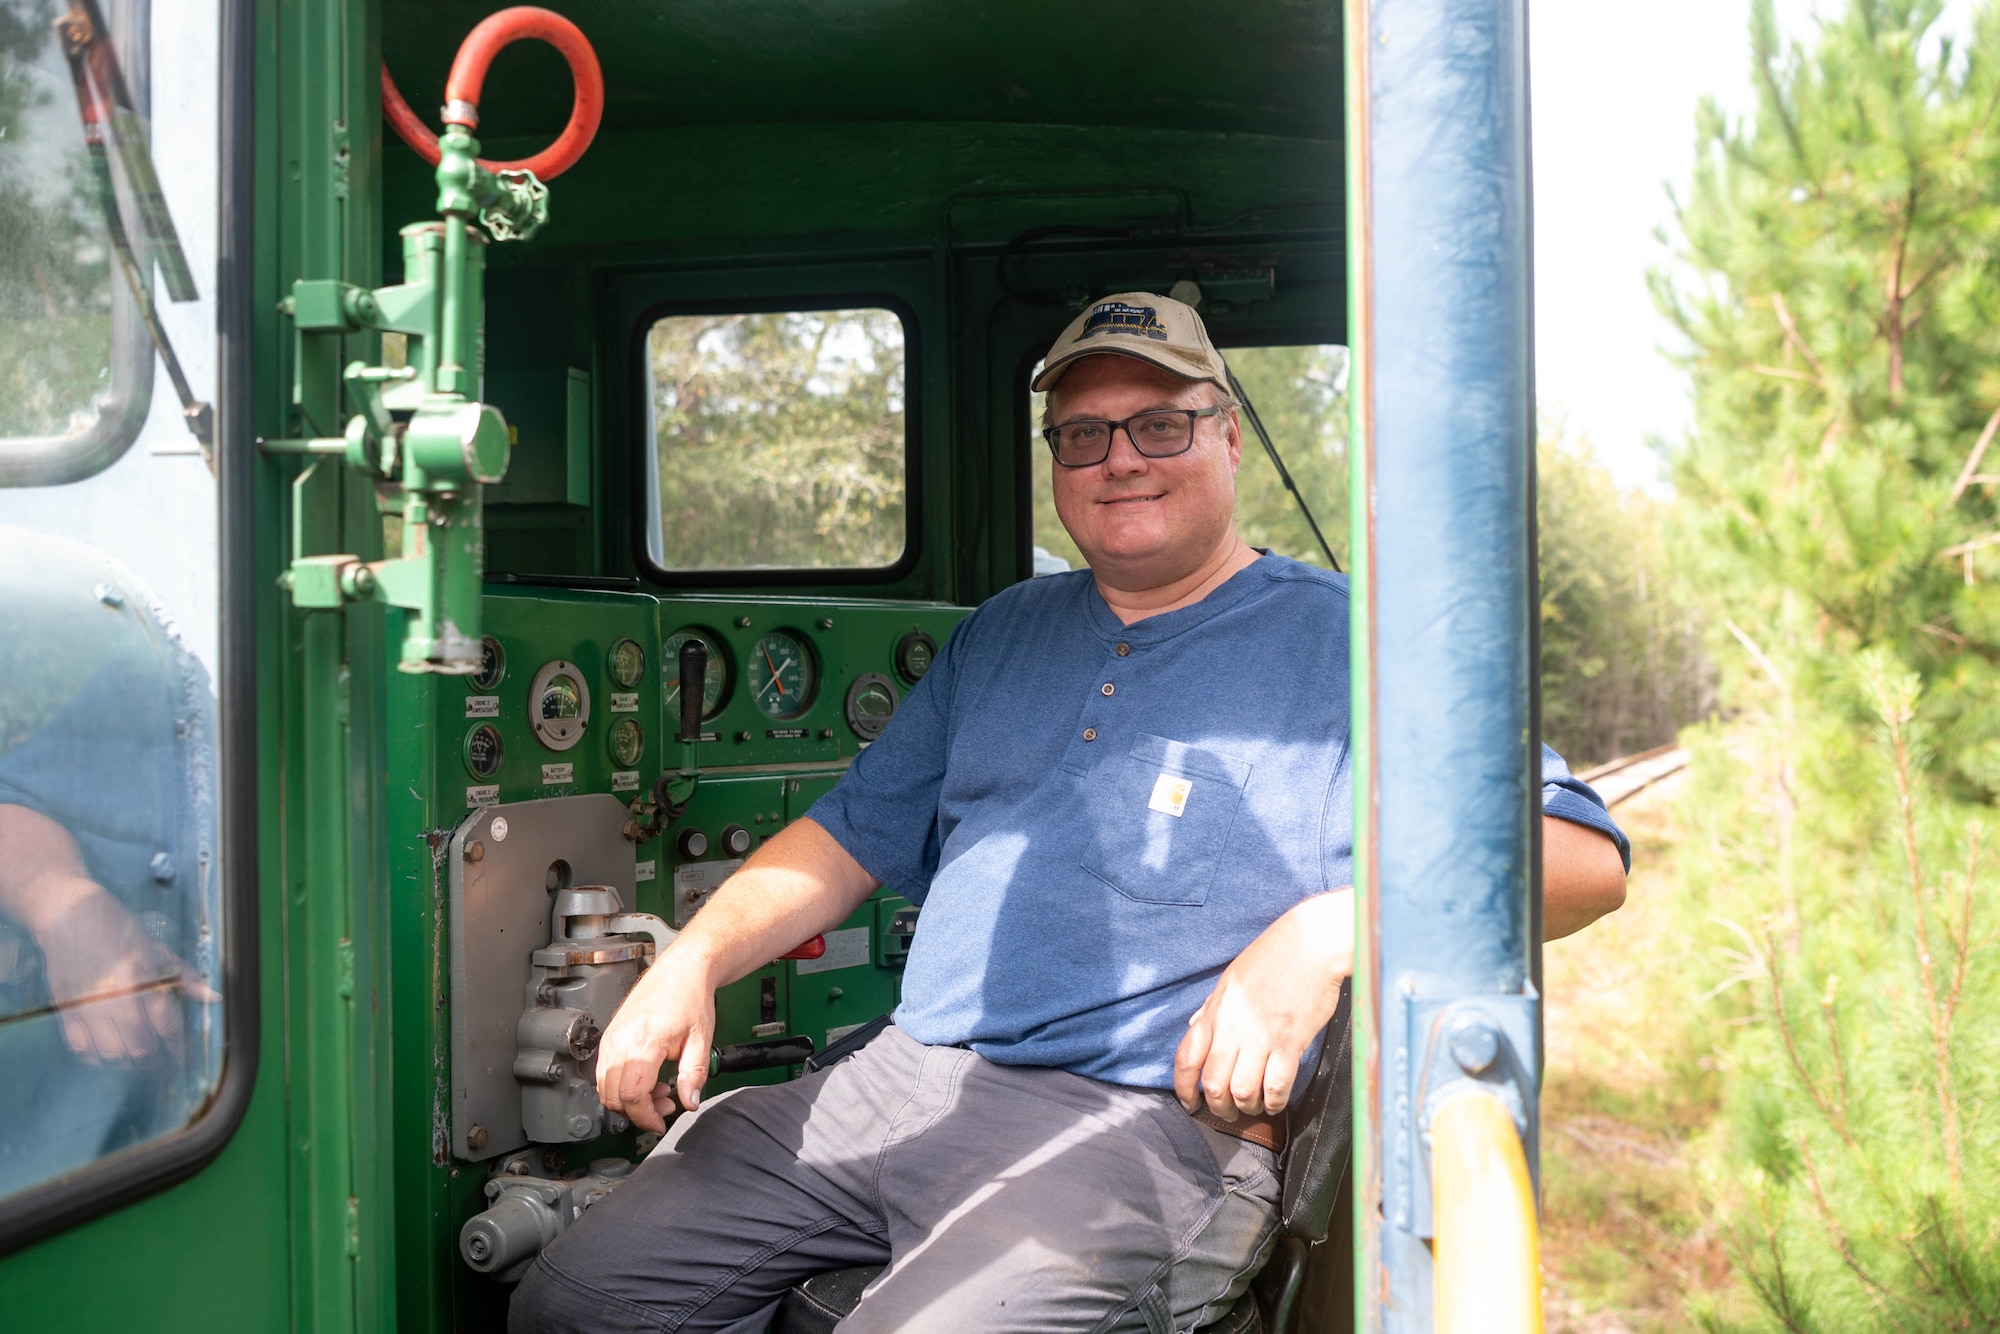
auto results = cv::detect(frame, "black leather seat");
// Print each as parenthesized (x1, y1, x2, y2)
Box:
(771, 984, 1353, 1334)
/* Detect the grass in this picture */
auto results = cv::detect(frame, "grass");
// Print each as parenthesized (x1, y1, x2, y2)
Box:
(1541, 775, 1755, 1331)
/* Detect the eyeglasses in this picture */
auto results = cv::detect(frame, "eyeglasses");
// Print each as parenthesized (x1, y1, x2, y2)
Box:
(1041, 405, 1226, 468)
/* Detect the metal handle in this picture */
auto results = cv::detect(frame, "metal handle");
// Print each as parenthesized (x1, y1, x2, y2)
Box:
(678, 637, 708, 742)
(711, 1034, 815, 1075)
(1430, 1090, 1542, 1333)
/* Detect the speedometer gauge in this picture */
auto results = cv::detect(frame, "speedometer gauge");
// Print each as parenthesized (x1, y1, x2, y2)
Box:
(747, 630, 816, 720)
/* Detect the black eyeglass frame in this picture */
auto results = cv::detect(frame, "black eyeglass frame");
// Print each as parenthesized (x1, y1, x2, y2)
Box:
(1041, 404, 1228, 468)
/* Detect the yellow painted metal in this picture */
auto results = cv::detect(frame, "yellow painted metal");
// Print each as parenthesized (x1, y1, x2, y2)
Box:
(1430, 1091, 1543, 1334)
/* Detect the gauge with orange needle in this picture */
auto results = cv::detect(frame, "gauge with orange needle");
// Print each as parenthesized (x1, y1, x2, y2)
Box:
(747, 630, 816, 720)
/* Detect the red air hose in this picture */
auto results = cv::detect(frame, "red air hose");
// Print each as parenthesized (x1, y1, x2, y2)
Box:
(381, 6, 602, 181)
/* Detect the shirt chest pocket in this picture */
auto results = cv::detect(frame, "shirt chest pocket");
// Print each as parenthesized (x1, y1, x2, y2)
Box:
(1081, 733, 1253, 906)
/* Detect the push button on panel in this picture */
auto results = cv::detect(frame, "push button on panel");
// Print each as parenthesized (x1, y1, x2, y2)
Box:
(720, 824, 753, 857)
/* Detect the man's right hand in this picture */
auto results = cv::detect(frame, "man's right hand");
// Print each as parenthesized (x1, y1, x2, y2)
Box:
(595, 943, 720, 1134)
(592, 818, 879, 1135)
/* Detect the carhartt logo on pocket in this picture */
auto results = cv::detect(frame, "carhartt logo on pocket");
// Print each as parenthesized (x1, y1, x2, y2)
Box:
(1148, 773, 1193, 818)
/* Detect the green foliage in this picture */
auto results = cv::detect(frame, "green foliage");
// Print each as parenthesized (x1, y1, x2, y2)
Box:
(0, 0, 113, 440)
(1538, 433, 1713, 766)
(649, 309, 907, 570)
(1657, 2, 2000, 1325)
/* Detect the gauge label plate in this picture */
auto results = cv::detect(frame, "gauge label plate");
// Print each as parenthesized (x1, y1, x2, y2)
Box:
(610, 692, 639, 713)
(766, 728, 809, 740)
(541, 763, 575, 785)
(612, 770, 640, 792)
(795, 926, 871, 976)
(465, 785, 500, 807)
(466, 695, 499, 718)
(635, 859, 656, 882)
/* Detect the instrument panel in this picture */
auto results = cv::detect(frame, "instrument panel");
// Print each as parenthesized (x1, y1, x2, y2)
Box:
(439, 590, 964, 814)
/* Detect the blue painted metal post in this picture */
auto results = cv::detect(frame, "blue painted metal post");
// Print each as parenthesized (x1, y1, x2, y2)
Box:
(1345, 0, 1540, 1328)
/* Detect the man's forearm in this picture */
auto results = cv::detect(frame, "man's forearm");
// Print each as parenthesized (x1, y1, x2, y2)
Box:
(1542, 813, 1626, 939)
(0, 804, 101, 937)
(665, 816, 880, 989)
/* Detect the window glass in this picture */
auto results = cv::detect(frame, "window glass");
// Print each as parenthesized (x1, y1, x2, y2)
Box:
(0, 0, 224, 1202)
(1028, 343, 1350, 575)
(647, 308, 908, 571)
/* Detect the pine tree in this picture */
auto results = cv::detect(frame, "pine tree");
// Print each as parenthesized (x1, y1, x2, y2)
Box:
(1660, 2, 2000, 1327)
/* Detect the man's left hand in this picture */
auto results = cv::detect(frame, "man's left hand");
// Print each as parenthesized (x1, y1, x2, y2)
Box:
(1175, 888, 1353, 1120)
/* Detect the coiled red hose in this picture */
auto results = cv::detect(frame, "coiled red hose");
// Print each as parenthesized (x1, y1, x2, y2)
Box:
(381, 6, 602, 181)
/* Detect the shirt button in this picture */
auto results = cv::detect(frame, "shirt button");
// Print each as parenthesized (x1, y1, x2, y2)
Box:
(1082, 727, 1098, 742)
(1116, 642, 1131, 657)
(1100, 682, 1115, 696)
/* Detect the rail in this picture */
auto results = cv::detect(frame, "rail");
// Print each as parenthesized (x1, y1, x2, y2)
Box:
(1578, 744, 1689, 808)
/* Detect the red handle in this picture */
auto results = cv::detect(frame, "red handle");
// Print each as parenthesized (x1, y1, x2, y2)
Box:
(381, 6, 602, 181)
(780, 936, 827, 962)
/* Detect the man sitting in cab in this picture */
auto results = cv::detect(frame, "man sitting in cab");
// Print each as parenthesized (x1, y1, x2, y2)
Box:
(513, 293, 1629, 1334)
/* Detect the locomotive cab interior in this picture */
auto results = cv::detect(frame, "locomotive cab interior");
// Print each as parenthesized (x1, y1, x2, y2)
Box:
(0, 2, 1367, 1330)
(381, 3, 1352, 1327)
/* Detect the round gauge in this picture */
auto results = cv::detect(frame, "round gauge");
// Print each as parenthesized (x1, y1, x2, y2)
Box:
(747, 630, 817, 720)
(662, 628, 729, 719)
(894, 629, 937, 685)
(606, 637, 646, 690)
(463, 723, 504, 779)
(607, 716, 644, 768)
(845, 672, 899, 741)
(470, 636, 506, 691)
(527, 659, 591, 751)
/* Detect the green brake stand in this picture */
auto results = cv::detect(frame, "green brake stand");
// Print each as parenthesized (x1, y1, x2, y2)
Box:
(267, 9, 599, 674)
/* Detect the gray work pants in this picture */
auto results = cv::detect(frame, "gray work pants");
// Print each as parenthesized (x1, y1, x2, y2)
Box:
(509, 1025, 1281, 1334)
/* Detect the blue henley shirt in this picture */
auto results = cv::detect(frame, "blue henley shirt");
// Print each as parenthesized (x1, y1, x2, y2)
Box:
(807, 554, 1627, 1088)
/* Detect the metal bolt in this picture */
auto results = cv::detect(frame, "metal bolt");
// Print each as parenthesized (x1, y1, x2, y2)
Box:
(149, 852, 175, 883)
(736, 730, 752, 742)
(93, 582, 124, 608)
(567, 1115, 593, 1138)
(464, 840, 485, 862)
(467, 1124, 488, 1151)
(735, 616, 752, 628)
(1447, 1020, 1501, 1076)
(817, 617, 834, 630)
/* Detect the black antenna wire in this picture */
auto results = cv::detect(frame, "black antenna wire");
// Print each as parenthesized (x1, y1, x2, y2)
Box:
(1225, 368, 1341, 572)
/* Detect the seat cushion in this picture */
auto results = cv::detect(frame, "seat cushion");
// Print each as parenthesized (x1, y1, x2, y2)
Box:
(771, 1264, 882, 1334)
(771, 1265, 1262, 1334)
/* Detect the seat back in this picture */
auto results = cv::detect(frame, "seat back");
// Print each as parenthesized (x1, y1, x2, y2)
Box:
(1278, 980, 1354, 1243)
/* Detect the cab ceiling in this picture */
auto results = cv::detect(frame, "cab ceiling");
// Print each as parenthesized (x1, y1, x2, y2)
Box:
(382, 0, 1343, 143)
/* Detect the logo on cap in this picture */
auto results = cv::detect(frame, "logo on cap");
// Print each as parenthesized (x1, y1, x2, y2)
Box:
(1079, 301, 1169, 342)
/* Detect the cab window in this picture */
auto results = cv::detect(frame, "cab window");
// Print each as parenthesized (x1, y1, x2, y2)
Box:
(645, 307, 909, 571)
(0, 0, 227, 1206)
(1027, 342, 1350, 574)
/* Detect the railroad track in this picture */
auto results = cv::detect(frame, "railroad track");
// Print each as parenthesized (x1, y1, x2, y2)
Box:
(1577, 743, 1688, 808)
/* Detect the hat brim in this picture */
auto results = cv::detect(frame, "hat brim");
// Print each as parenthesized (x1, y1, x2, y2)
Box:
(1030, 344, 1220, 393)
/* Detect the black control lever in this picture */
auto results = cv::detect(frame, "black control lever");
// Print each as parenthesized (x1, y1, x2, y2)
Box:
(678, 636, 707, 744)
(710, 1034, 816, 1075)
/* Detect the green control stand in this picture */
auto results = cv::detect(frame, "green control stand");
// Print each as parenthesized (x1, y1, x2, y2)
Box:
(268, 125, 550, 674)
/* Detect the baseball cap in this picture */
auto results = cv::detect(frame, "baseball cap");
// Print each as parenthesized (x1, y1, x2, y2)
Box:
(1030, 291, 1231, 393)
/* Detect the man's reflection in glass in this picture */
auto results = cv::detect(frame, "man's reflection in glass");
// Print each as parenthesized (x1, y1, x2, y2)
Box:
(0, 524, 219, 1197)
